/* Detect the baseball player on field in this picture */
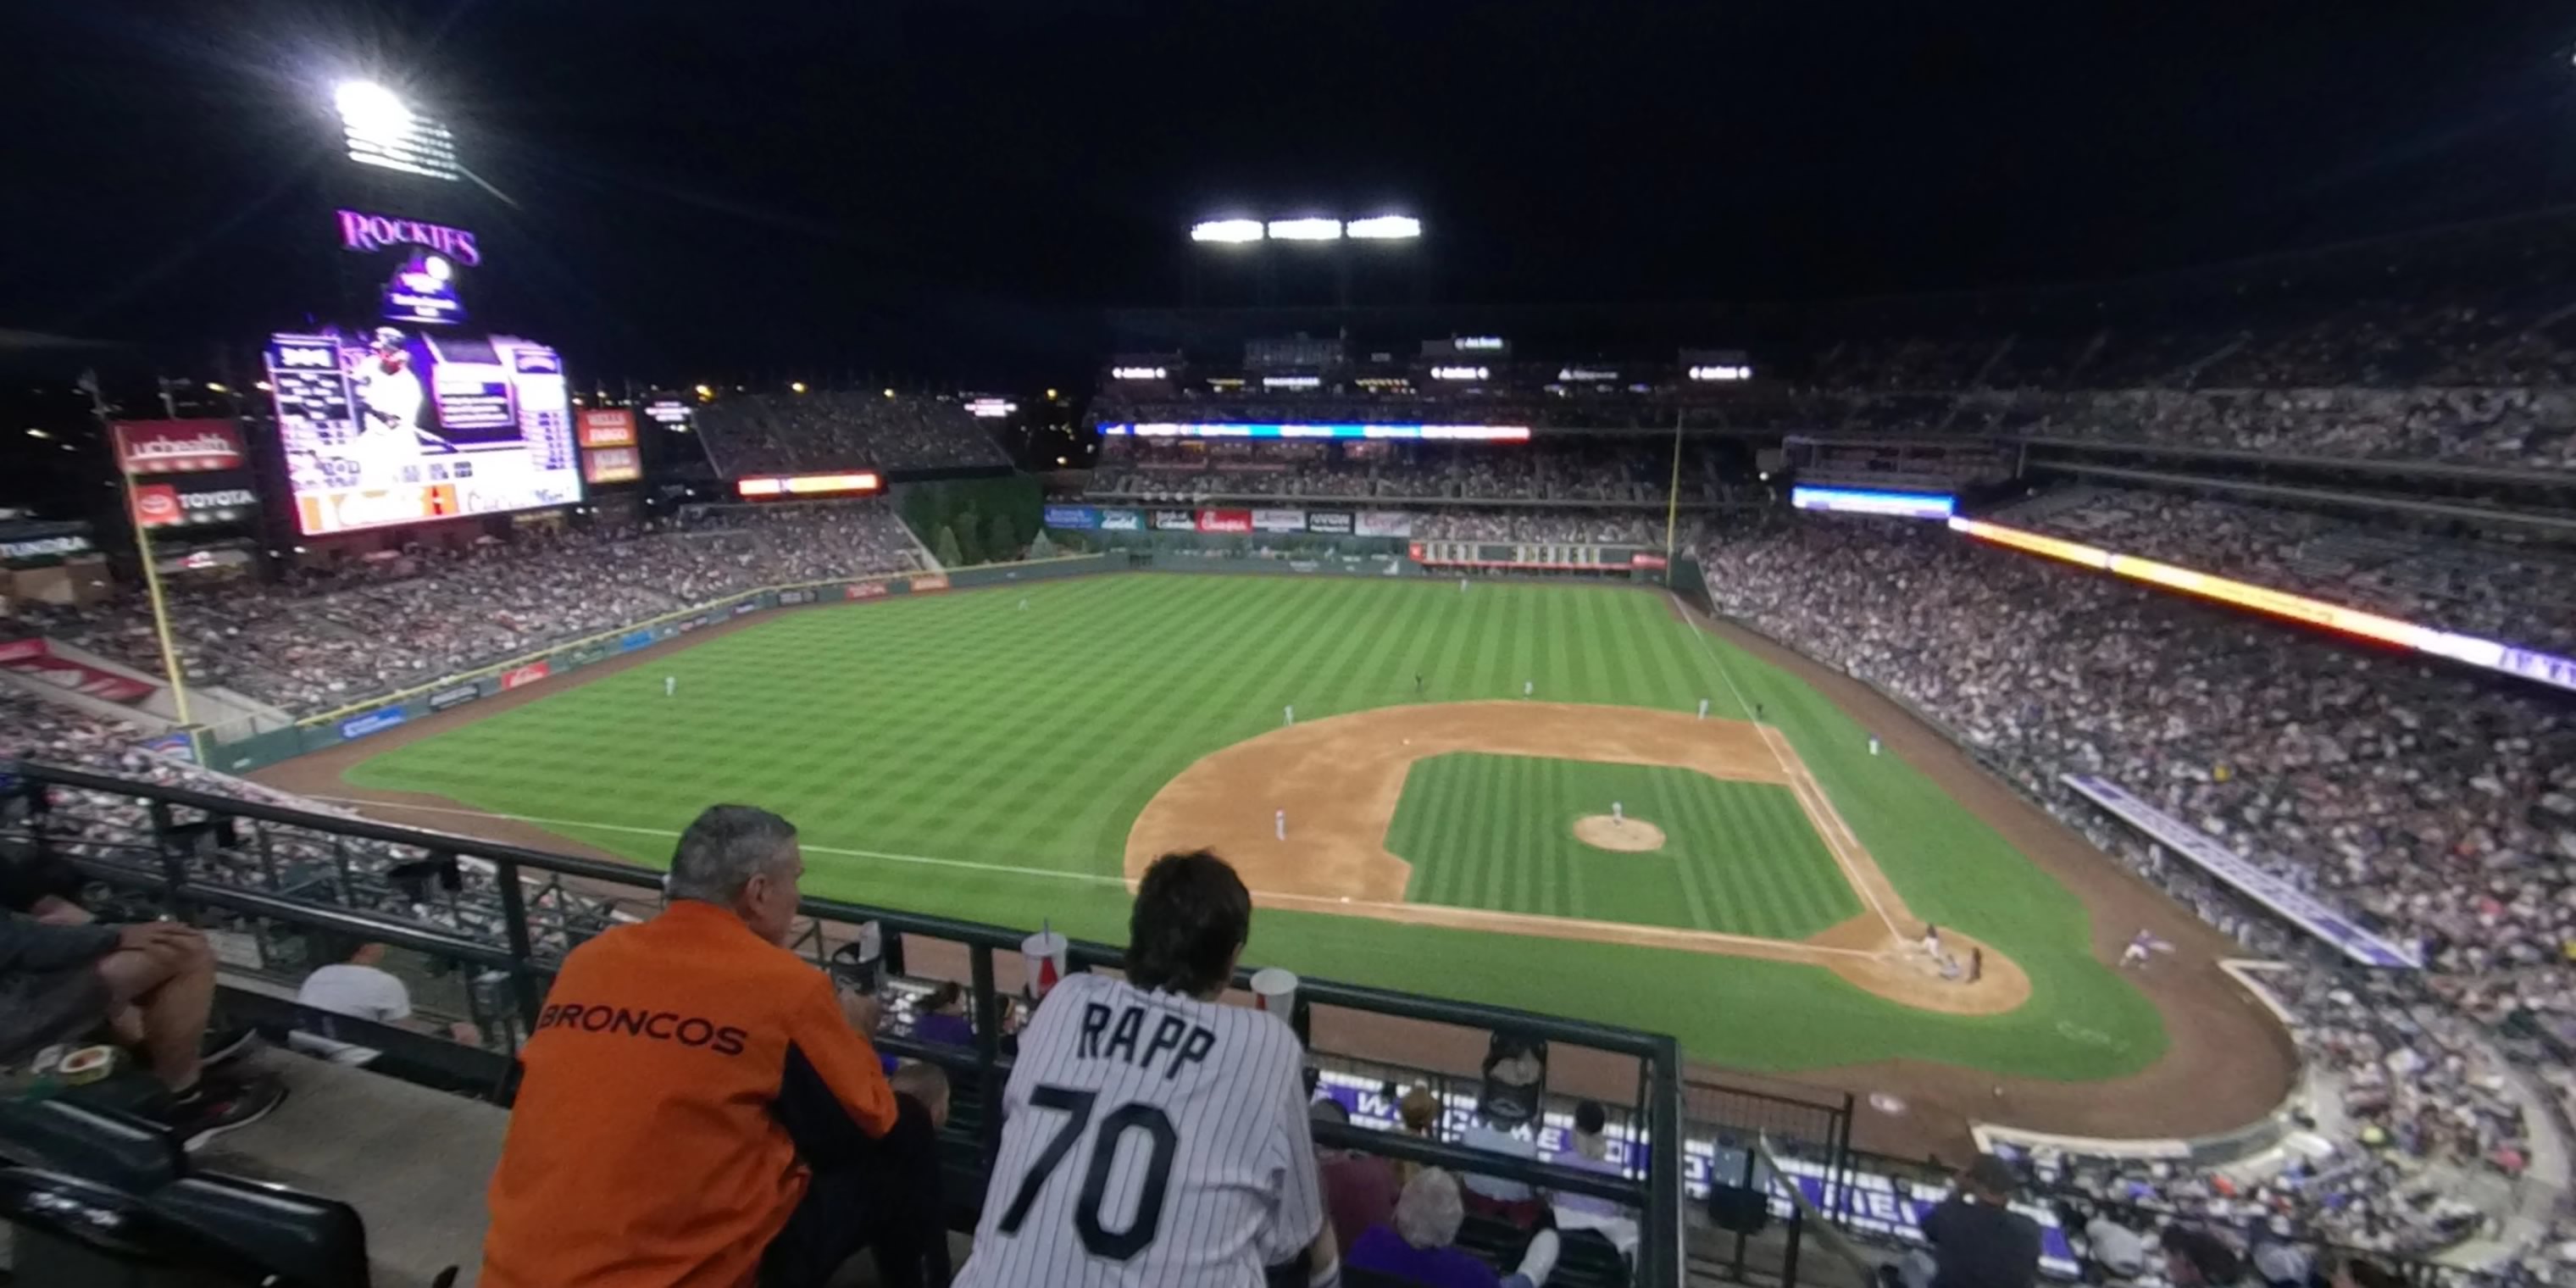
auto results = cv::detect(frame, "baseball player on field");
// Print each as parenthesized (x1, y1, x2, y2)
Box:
(956, 851, 1330, 1287)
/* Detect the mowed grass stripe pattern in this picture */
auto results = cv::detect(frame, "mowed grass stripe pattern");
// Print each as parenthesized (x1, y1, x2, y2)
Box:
(1387, 752, 1857, 939)
(345, 575, 2171, 1079)
(348, 577, 1741, 882)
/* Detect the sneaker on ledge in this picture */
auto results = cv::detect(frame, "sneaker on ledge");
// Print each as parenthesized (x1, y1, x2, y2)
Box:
(158, 1074, 287, 1152)
(200, 1026, 259, 1069)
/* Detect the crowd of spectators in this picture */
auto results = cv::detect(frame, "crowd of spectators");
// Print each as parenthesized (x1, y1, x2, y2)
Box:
(5, 501, 924, 716)
(693, 391, 1010, 475)
(1414, 510, 1688, 547)
(1097, 215, 2576, 471)
(2004, 487, 2576, 653)
(1701, 514, 2576, 1279)
(1087, 436, 1734, 504)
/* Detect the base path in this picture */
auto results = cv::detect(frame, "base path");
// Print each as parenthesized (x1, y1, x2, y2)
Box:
(1125, 701, 2030, 1018)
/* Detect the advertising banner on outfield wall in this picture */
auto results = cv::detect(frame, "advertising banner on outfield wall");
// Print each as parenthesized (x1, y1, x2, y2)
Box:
(1195, 508, 1253, 534)
(1305, 510, 1354, 534)
(564, 642, 611, 668)
(340, 708, 408, 741)
(428, 684, 480, 712)
(501, 661, 551, 691)
(733, 601, 757, 616)
(778, 589, 816, 605)
(1252, 508, 1306, 532)
(908, 575, 950, 593)
(1152, 509, 1196, 530)
(1355, 511, 1413, 537)
(1042, 505, 1102, 530)
(847, 582, 889, 601)
(619, 629, 658, 652)
(1100, 508, 1143, 531)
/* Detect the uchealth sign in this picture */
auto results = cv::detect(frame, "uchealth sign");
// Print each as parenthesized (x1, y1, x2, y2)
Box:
(114, 420, 246, 474)
(500, 661, 551, 691)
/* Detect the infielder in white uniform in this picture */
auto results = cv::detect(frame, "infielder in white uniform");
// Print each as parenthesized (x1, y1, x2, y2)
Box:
(958, 851, 1328, 1288)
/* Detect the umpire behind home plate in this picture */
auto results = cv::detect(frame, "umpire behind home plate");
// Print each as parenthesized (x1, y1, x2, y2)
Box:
(480, 804, 945, 1288)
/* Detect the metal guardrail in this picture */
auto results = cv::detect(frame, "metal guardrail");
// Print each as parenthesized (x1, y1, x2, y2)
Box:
(4, 758, 1691, 1286)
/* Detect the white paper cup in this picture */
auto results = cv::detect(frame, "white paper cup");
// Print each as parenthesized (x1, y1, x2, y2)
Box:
(1022, 930, 1069, 999)
(1251, 966, 1299, 1015)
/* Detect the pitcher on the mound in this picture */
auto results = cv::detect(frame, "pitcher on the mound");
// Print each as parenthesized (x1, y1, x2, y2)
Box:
(956, 850, 1329, 1287)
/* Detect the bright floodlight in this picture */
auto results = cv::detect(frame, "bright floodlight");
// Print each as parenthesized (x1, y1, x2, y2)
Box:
(1345, 215, 1422, 240)
(1266, 217, 1344, 242)
(1191, 219, 1265, 244)
(335, 80, 411, 133)
(336, 80, 460, 181)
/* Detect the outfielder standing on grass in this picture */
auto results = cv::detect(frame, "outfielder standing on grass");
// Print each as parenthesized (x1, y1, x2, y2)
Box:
(956, 850, 1331, 1287)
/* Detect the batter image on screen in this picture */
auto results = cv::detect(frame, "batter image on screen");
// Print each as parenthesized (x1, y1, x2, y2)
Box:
(265, 328, 582, 536)
(350, 327, 430, 488)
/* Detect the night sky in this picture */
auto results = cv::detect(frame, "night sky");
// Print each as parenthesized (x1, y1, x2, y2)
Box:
(5, 0, 2573, 388)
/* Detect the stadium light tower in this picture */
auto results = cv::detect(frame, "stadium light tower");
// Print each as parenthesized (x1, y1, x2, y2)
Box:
(335, 79, 461, 181)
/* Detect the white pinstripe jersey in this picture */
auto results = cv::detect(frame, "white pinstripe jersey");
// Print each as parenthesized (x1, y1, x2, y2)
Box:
(956, 972, 1322, 1288)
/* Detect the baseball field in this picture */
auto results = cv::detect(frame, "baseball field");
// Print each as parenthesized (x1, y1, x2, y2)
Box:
(269, 574, 2296, 1133)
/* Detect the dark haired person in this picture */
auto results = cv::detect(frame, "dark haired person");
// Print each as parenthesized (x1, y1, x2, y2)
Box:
(1919, 1155, 2041, 1288)
(957, 849, 1331, 1286)
(2162, 1227, 2248, 1288)
(481, 805, 942, 1288)
(913, 980, 976, 1047)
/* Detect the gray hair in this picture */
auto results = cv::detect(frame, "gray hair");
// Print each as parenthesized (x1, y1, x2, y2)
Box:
(666, 805, 799, 904)
(1393, 1168, 1464, 1250)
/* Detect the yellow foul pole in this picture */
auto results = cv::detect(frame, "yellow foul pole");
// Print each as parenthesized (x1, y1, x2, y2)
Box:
(1662, 413, 1684, 567)
(116, 458, 196, 727)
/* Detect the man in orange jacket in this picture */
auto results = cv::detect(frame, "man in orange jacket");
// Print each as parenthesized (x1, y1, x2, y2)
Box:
(481, 804, 938, 1288)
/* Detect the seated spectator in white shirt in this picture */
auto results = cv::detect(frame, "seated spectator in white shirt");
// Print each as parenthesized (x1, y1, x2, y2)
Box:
(292, 939, 476, 1063)
(1460, 1108, 1546, 1227)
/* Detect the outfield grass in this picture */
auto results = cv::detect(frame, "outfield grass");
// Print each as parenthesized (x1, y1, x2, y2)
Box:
(342, 575, 2167, 1078)
(1387, 752, 1857, 938)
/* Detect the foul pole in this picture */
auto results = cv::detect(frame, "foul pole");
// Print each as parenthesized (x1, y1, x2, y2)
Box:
(1662, 413, 1684, 567)
(93, 408, 197, 726)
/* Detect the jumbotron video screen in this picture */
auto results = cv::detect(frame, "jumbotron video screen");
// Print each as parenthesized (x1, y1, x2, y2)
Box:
(264, 327, 581, 536)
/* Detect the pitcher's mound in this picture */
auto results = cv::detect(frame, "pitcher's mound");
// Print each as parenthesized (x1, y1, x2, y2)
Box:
(1573, 814, 1665, 852)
